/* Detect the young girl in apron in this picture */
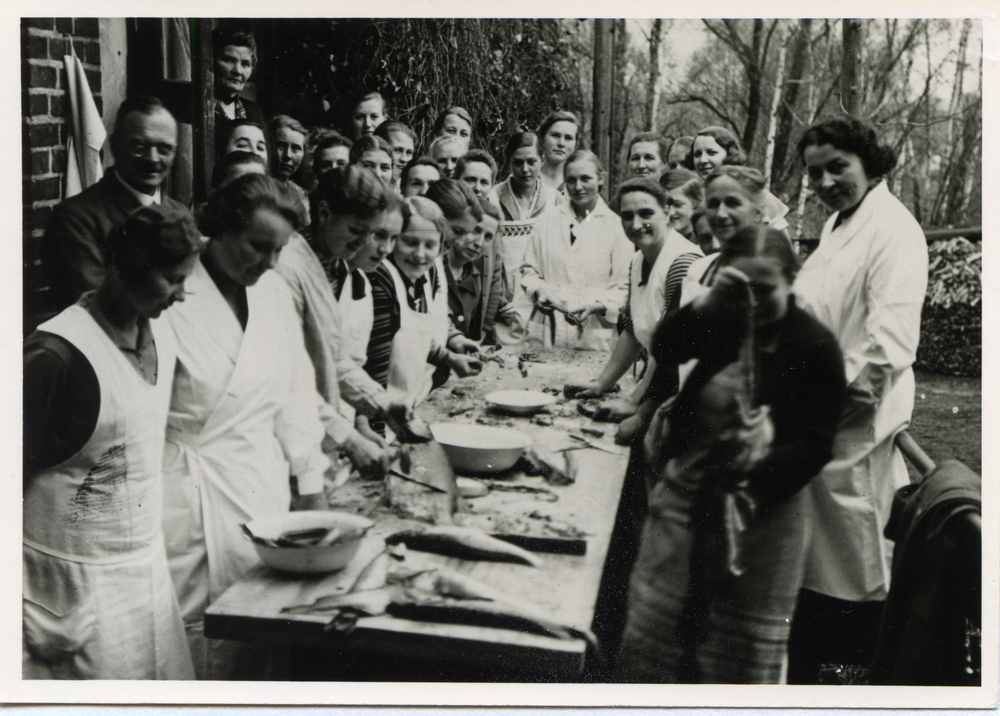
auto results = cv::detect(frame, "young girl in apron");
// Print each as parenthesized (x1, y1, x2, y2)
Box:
(364, 197, 482, 422)
(23, 204, 203, 680)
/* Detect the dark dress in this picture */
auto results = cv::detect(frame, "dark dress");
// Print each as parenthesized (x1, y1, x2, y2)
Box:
(617, 298, 845, 683)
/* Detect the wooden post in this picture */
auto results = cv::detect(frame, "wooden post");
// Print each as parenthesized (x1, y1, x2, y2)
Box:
(646, 19, 662, 131)
(592, 19, 614, 180)
(841, 19, 864, 116)
(191, 18, 215, 204)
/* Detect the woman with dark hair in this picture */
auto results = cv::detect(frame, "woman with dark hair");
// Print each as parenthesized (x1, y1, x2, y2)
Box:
(349, 135, 395, 186)
(520, 149, 632, 350)
(627, 132, 670, 179)
(161, 174, 331, 679)
(313, 132, 353, 176)
(786, 117, 929, 684)
(24, 204, 203, 679)
(346, 91, 386, 140)
(210, 150, 266, 189)
(274, 165, 406, 477)
(486, 133, 562, 340)
(374, 121, 417, 186)
(219, 120, 269, 165)
(618, 224, 845, 683)
(455, 149, 498, 199)
(401, 156, 442, 197)
(688, 126, 790, 233)
(212, 25, 267, 152)
(431, 106, 474, 152)
(537, 110, 582, 194)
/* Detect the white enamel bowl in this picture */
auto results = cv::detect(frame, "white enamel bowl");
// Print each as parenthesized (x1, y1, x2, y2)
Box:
(244, 511, 373, 574)
(430, 422, 533, 473)
(485, 389, 558, 416)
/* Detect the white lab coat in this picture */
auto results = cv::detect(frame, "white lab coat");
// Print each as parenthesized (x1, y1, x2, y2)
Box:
(629, 229, 703, 353)
(24, 304, 192, 680)
(794, 180, 928, 602)
(518, 197, 633, 351)
(162, 259, 329, 678)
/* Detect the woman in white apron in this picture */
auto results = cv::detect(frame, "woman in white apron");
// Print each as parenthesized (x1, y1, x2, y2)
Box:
(787, 118, 929, 683)
(274, 165, 403, 475)
(162, 175, 330, 679)
(519, 150, 633, 351)
(486, 133, 563, 344)
(565, 178, 703, 411)
(364, 196, 483, 420)
(23, 204, 203, 679)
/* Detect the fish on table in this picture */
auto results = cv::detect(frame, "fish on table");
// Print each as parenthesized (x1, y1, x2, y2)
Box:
(384, 524, 544, 568)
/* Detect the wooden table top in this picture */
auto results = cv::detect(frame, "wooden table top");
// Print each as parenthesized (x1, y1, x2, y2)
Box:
(205, 346, 635, 677)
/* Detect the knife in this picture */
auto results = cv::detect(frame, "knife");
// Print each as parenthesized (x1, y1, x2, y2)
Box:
(387, 467, 449, 494)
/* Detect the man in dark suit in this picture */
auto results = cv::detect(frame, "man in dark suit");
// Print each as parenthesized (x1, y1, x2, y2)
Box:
(40, 95, 185, 323)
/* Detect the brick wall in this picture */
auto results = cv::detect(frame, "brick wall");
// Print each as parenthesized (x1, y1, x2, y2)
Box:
(21, 18, 103, 331)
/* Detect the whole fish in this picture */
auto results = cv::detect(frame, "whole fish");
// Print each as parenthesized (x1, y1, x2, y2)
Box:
(384, 525, 544, 568)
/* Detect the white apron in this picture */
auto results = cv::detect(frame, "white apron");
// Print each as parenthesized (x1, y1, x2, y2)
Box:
(794, 181, 928, 602)
(628, 232, 696, 353)
(338, 269, 375, 421)
(162, 261, 327, 678)
(24, 304, 193, 680)
(383, 258, 450, 409)
(517, 199, 633, 351)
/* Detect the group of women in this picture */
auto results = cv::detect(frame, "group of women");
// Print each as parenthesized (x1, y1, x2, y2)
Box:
(25, 37, 929, 683)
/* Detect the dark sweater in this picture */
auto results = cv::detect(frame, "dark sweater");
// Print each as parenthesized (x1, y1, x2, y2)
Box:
(648, 297, 846, 504)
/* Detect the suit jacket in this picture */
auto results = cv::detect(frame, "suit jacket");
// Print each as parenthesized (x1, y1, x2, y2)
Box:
(39, 169, 187, 322)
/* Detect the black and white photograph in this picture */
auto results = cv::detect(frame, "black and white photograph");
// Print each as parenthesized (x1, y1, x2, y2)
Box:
(10, 4, 995, 708)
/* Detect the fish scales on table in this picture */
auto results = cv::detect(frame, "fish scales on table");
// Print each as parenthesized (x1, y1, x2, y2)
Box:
(384, 441, 459, 524)
(384, 524, 544, 568)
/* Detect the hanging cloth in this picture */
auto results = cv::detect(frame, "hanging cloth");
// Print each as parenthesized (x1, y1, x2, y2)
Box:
(63, 43, 105, 198)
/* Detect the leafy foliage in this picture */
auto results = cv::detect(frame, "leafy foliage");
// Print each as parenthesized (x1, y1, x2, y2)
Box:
(265, 19, 581, 169)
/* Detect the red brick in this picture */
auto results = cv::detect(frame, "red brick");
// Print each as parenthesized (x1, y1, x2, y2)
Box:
(55, 18, 73, 35)
(50, 147, 67, 173)
(27, 122, 59, 148)
(30, 149, 49, 175)
(32, 176, 61, 202)
(75, 19, 99, 37)
(28, 93, 49, 117)
(32, 204, 54, 232)
(27, 34, 47, 59)
(48, 37, 67, 60)
(84, 42, 101, 66)
(84, 69, 100, 93)
(24, 19, 54, 31)
(29, 63, 57, 90)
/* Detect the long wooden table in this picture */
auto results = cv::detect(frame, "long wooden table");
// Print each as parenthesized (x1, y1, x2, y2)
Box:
(204, 348, 635, 680)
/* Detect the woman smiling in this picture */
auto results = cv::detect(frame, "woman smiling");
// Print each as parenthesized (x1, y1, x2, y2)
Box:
(519, 150, 632, 350)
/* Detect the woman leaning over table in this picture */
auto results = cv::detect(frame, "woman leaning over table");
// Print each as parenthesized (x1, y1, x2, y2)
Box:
(23, 204, 203, 680)
(519, 149, 632, 351)
(786, 117, 929, 684)
(162, 174, 331, 680)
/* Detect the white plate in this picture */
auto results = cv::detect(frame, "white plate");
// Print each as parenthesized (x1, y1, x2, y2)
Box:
(485, 389, 557, 415)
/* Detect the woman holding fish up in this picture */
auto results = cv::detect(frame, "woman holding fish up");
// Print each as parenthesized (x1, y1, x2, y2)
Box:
(161, 174, 331, 679)
(23, 204, 202, 679)
(617, 225, 845, 683)
(518, 149, 633, 351)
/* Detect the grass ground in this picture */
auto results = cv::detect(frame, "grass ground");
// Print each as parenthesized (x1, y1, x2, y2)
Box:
(907, 370, 982, 478)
